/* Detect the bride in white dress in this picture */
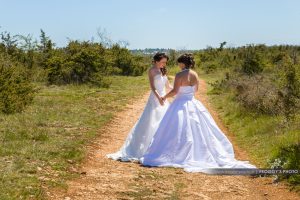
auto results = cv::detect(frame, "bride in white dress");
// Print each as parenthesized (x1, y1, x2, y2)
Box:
(140, 53, 257, 173)
(106, 52, 172, 161)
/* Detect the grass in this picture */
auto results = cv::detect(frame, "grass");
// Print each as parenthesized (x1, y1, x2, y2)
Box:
(0, 75, 149, 200)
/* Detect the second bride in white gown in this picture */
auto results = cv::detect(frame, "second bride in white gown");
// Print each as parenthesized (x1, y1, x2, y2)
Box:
(140, 53, 257, 173)
(106, 52, 172, 162)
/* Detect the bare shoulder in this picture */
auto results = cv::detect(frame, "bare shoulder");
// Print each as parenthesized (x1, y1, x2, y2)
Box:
(148, 67, 156, 76)
(190, 69, 199, 78)
(175, 70, 186, 78)
(190, 69, 198, 75)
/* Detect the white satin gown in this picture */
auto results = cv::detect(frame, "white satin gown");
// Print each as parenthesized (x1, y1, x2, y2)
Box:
(140, 85, 257, 173)
(106, 74, 170, 161)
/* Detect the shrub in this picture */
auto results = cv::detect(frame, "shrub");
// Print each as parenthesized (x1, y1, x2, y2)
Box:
(241, 49, 264, 75)
(276, 54, 300, 121)
(268, 142, 300, 188)
(0, 55, 35, 114)
(202, 61, 218, 74)
(110, 44, 147, 76)
(208, 72, 230, 94)
(228, 75, 284, 115)
(46, 41, 113, 86)
(44, 41, 147, 87)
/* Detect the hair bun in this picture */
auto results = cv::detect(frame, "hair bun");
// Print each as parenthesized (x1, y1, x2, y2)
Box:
(177, 53, 195, 68)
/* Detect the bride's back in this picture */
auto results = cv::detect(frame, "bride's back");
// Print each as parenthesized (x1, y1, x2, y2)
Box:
(176, 69, 199, 88)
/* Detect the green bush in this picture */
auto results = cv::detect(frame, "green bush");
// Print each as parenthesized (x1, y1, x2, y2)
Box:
(197, 45, 300, 118)
(276, 54, 300, 121)
(0, 55, 35, 114)
(46, 41, 114, 86)
(203, 62, 218, 74)
(241, 48, 264, 75)
(110, 44, 147, 76)
(268, 142, 300, 188)
(45, 41, 147, 87)
(228, 75, 284, 115)
(1, 30, 148, 88)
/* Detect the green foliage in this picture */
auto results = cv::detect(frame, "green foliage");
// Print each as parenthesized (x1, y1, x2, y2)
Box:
(196, 44, 239, 73)
(195, 44, 300, 119)
(227, 74, 284, 115)
(218, 41, 227, 51)
(268, 142, 300, 188)
(37, 29, 54, 70)
(0, 29, 148, 89)
(44, 41, 147, 86)
(0, 55, 35, 114)
(46, 41, 112, 87)
(38, 29, 53, 53)
(110, 44, 147, 76)
(276, 54, 300, 121)
(0, 28, 149, 116)
(241, 50, 264, 75)
(167, 49, 177, 66)
(208, 72, 230, 94)
(0, 31, 18, 55)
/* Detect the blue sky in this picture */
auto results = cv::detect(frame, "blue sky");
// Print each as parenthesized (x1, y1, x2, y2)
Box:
(1, 0, 299, 49)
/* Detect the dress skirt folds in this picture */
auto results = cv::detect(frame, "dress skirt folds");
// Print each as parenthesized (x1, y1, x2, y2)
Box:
(140, 85, 257, 173)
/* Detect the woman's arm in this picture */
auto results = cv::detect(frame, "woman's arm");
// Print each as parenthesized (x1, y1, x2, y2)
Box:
(162, 74, 181, 101)
(165, 76, 173, 92)
(195, 72, 200, 92)
(148, 70, 164, 105)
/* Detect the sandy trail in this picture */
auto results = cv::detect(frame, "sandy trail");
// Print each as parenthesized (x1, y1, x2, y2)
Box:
(47, 79, 299, 200)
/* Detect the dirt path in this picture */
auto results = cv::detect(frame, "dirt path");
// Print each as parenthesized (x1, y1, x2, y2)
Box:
(48, 79, 300, 200)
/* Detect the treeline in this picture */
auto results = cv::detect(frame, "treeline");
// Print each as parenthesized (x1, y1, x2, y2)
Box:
(194, 43, 300, 187)
(0, 29, 148, 114)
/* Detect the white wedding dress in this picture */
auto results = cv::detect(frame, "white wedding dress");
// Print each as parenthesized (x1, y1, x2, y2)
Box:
(140, 85, 257, 173)
(106, 74, 170, 161)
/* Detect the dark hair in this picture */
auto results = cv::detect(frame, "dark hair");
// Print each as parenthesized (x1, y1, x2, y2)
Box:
(177, 53, 195, 69)
(152, 52, 169, 76)
(153, 52, 169, 62)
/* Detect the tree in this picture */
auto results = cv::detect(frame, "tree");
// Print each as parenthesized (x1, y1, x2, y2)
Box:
(17, 34, 38, 68)
(38, 29, 54, 69)
(38, 29, 53, 53)
(96, 27, 113, 48)
(0, 31, 18, 55)
(218, 41, 227, 51)
(241, 45, 264, 75)
(168, 49, 177, 66)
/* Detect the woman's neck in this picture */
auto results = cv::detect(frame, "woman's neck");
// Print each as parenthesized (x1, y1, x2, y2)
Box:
(153, 64, 161, 70)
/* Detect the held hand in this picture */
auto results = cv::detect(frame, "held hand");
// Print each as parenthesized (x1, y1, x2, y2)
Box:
(158, 97, 164, 106)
